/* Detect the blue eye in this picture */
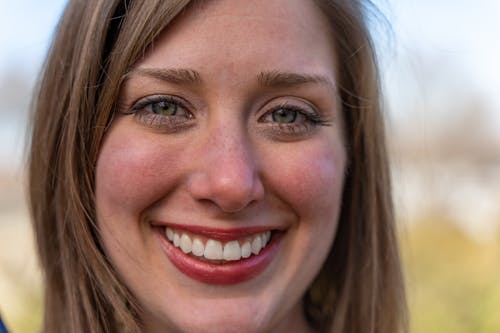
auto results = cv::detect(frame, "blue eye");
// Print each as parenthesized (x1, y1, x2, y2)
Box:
(262, 105, 323, 127)
(271, 108, 298, 123)
(258, 102, 331, 140)
(151, 100, 181, 116)
(127, 95, 195, 131)
(130, 95, 193, 118)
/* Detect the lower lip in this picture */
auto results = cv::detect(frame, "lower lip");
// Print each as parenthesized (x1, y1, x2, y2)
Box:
(155, 229, 282, 285)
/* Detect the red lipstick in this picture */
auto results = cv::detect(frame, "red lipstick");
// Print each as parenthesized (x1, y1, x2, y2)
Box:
(154, 227, 282, 285)
(152, 221, 280, 241)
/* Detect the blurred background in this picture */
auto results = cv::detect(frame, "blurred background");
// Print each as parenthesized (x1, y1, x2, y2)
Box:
(1, 0, 499, 332)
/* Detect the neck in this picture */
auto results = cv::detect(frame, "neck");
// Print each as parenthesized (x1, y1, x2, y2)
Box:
(271, 301, 314, 333)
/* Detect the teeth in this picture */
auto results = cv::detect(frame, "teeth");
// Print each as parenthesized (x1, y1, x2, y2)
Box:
(166, 228, 174, 241)
(260, 234, 267, 247)
(165, 227, 272, 261)
(180, 234, 192, 254)
(241, 241, 252, 258)
(192, 238, 204, 257)
(223, 241, 241, 261)
(204, 239, 223, 260)
(264, 231, 271, 244)
(251, 236, 262, 255)
(173, 233, 180, 247)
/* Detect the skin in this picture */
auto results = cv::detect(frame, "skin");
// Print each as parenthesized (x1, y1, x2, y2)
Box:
(95, 0, 347, 332)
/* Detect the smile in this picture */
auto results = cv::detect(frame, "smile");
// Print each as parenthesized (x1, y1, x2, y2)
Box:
(153, 223, 282, 285)
(166, 227, 272, 261)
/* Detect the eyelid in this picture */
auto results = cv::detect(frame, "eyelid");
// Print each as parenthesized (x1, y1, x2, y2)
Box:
(258, 97, 327, 123)
(128, 94, 194, 114)
(269, 103, 315, 117)
(118, 94, 197, 132)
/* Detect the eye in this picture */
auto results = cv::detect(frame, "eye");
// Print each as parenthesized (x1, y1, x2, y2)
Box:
(258, 102, 331, 140)
(271, 108, 298, 124)
(261, 105, 312, 126)
(137, 96, 193, 119)
(151, 100, 182, 116)
(126, 94, 195, 132)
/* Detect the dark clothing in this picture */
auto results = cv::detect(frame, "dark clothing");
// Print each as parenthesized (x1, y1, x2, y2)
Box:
(0, 314, 8, 333)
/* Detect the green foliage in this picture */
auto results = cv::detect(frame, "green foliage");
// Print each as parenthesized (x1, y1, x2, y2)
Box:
(402, 216, 500, 333)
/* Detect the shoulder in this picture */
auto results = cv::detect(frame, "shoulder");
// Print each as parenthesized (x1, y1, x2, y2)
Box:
(0, 314, 9, 333)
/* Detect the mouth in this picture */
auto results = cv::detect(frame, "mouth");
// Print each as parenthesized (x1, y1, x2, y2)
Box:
(153, 223, 283, 285)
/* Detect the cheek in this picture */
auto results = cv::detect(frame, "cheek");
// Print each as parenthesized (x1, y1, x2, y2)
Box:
(95, 129, 183, 217)
(263, 138, 346, 283)
(265, 140, 346, 220)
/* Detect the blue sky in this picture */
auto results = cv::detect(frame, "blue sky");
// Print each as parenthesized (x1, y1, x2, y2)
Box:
(373, 0, 500, 123)
(0, 0, 68, 73)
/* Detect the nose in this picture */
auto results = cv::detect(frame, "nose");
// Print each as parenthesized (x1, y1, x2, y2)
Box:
(187, 128, 265, 213)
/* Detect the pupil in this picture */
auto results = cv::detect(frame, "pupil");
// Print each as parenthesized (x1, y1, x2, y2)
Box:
(153, 101, 177, 115)
(272, 108, 296, 123)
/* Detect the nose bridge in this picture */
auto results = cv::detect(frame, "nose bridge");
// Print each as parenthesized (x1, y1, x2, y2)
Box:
(189, 119, 264, 212)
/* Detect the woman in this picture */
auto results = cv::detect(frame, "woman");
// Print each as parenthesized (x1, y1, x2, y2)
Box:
(29, 0, 407, 332)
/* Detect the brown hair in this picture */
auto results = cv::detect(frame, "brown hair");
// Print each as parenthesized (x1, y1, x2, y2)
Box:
(28, 0, 407, 332)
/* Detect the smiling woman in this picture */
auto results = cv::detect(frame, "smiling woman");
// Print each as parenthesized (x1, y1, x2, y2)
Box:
(28, 0, 407, 332)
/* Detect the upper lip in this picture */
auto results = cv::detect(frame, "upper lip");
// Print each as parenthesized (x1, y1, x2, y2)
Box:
(150, 221, 284, 241)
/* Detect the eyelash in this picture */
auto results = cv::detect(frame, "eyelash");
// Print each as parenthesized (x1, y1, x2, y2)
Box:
(125, 95, 194, 131)
(124, 95, 331, 136)
(258, 103, 331, 137)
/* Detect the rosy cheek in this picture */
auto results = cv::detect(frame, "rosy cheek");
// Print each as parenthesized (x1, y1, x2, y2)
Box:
(265, 140, 346, 219)
(95, 132, 183, 215)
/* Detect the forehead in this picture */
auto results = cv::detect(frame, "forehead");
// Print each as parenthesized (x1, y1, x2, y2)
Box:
(135, 0, 337, 80)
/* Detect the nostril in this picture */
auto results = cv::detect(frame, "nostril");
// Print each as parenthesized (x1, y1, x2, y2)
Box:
(187, 169, 264, 213)
(207, 180, 259, 213)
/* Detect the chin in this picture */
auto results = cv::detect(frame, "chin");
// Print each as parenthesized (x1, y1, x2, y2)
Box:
(144, 295, 281, 333)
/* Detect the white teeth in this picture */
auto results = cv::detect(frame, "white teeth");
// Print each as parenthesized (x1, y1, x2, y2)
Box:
(260, 234, 267, 247)
(173, 233, 180, 247)
(204, 239, 223, 260)
(166, 227, 174, 241)
(180, 234, 192, 254)
(241, 241, 252, 258)
(165, 228, 273, 261)
(223, 241, 241, 261)
(251, 236, 262, 255)
(192, 238, 204, 257)
(264, 231, 271, 244)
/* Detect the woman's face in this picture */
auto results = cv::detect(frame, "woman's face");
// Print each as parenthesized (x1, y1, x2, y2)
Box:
(95, 0, 346, 332)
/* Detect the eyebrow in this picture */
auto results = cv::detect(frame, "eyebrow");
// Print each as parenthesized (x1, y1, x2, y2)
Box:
(126, 68, 334, 89)
(127, 68, 202, 85)
(257, 70, 335, 89)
